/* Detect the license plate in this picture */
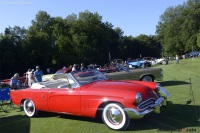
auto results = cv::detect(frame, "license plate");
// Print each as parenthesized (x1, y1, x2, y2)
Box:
(159, 87, 170, 97)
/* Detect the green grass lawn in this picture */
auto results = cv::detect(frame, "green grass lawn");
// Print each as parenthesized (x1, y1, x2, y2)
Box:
(1, 58, 200, 133)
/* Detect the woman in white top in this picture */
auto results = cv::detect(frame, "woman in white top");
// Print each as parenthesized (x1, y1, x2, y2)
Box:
(27, 69, 37, 87)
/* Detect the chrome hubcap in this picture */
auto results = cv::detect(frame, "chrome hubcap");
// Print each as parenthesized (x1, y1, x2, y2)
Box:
(143, 76, 152, 81)
(25, 101, 34, 114)
(106, 106, 123, 125)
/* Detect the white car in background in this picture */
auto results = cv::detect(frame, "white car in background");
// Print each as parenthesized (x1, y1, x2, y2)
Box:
(143, 57, 168, 65)
(153, 58, 168, 65)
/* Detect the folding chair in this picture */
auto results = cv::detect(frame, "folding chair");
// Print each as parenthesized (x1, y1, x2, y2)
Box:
(0, 88, 14, 112)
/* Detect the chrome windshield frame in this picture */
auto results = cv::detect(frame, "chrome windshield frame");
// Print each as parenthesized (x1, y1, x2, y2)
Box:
(69, 69, 108, 86)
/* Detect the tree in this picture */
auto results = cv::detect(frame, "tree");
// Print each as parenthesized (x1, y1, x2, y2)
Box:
(69, 11, 120, 65)
(0, 26, 26, 79)
(156, 0, 200, 56)
(197, 33, 200, 47)
(26, 11, 54, 70)
(180, 0, 200, 52)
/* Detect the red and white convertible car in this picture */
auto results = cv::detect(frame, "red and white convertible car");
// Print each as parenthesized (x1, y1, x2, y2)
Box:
(10, 69, 170, 130)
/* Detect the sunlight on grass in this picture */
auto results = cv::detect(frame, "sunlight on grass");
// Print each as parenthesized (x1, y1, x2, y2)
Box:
(1, 58, 200, 133)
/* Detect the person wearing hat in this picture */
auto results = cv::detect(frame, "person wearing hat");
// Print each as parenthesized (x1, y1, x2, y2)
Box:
(10, 73, 21, 89)
(34, 66, 43, 82)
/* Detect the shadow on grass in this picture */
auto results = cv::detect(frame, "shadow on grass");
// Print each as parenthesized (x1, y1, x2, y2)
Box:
(158, 80, 190, 87)
(1, 102, 199, 132)
(0, 114, 30, 133)
(37, 111, 104, 123)
(128, 101, 200, 131)
(36, 102, 200, 131)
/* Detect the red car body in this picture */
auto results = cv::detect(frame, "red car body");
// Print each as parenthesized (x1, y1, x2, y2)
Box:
(10, 69, 169, 130)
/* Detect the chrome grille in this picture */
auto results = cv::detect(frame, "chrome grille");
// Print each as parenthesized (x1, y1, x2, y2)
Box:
(137, 98, 156, 110)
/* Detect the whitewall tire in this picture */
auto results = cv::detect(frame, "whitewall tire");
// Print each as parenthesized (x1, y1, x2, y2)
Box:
(102, 103, 130, 130)
(23, 99, 38, 117)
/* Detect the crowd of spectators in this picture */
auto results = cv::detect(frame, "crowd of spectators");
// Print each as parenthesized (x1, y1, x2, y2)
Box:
(9, 66, 43, 89)
(8, 62, 118, 89)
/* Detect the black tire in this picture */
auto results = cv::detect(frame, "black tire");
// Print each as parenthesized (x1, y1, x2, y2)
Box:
(141, 75, 154, 82)
(23, 99, 38, 117)
(102, 103, 130, 130)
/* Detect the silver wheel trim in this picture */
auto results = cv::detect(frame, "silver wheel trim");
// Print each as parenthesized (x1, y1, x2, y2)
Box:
(162, 61, 166, 65)
(102, 103, 126, 130)
(23, 100, 35, 117)
(142, 76, 153, 82)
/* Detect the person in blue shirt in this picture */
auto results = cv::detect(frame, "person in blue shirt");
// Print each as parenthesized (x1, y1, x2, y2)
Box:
(34, 66, 43, 82)
(10, 73, 21, 89)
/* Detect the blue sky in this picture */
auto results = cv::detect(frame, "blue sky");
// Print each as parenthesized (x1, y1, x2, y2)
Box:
(0, 0, 186, 37)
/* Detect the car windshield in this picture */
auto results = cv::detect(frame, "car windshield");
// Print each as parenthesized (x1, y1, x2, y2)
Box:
(70, 69, 107, 85)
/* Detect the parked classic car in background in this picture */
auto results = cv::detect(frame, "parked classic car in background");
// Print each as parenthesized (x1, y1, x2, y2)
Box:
(151, 58, 168, 65)
(10, 69, 170, 130)
(128, 58, 151, 68)
(105, 64, 163, 82)
(42, 67, 72, 81)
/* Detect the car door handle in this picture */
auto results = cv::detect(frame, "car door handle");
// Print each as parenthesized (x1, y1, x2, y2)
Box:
(48, 91, 52, 94)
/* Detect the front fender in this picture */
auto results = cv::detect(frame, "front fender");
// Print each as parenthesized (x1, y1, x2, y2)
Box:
(80, 91, 137, 118)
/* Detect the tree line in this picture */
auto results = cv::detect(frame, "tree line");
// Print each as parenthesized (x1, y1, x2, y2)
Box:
(0, 11, 161, 79)
(0, 0, 199, 79)
(156, 0, 200, 55)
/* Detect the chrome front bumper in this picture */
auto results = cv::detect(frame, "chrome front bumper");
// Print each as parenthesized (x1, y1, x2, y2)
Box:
(124, 97, 166, 119)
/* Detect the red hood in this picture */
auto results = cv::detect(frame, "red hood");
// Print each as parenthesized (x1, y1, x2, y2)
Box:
(83, 80, 157, 99)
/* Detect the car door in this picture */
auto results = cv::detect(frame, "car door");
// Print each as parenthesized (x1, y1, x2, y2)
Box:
(47, 87, 81, 114)
(129, 69, 143, 80)
(29, 89, 49, 111)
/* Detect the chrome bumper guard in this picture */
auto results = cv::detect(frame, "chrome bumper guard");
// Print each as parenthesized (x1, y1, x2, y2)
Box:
(124, 97, 166, 119)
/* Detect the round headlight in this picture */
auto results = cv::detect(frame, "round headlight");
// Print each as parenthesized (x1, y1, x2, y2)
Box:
(136, 93, 142, 104)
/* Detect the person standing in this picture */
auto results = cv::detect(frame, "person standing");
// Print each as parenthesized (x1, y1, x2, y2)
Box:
(34, 66, 43, 82)
(72, 64, 77, 72)
(47, 68, 51, 74)
(176, 55, 179, 64)
(80, 63, 86, 70)
(28, 69, 37, 87)
(24, 69, 31, 86)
